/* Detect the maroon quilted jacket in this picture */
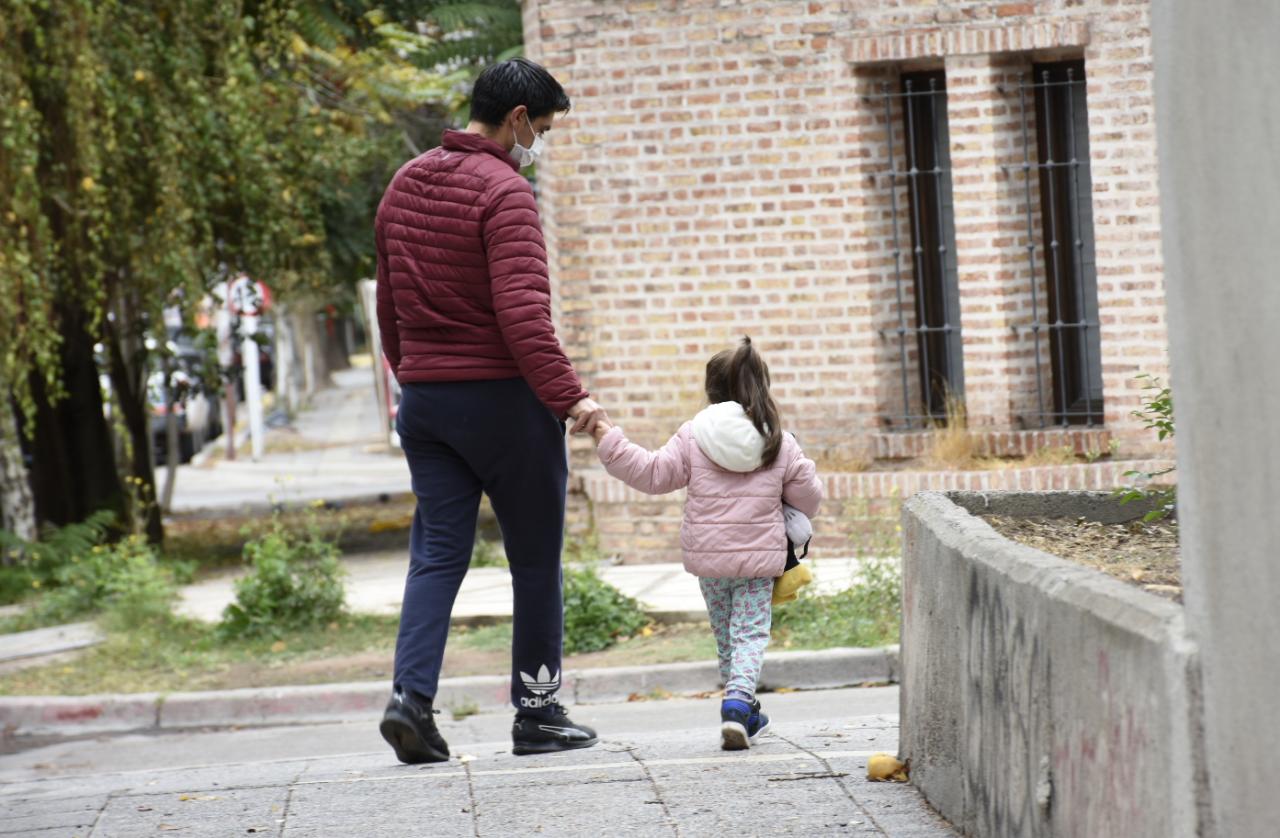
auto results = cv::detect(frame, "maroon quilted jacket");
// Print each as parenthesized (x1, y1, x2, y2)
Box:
(374, 130, 588, 418)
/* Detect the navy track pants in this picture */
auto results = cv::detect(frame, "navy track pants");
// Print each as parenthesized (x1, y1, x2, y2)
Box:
(392, 377, 568, 713)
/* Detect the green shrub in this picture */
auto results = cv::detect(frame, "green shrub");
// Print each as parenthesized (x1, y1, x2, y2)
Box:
(772, 556, 902, 650)
(562, 564, 647, 654)
(471, 536, 507, 568)
(564, 530, 604, 564)
(219, 521, 347, 639)
(1116, 374, 1177, 522)
(0, 510, 116, 606)
(26, 535, 176, 629)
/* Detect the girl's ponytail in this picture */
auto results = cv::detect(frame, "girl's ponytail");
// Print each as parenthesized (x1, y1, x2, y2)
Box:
(727, 337, 783, 468)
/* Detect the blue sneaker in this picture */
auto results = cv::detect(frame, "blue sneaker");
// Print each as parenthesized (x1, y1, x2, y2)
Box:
(747, 699, 771, 741)
(721, 699, 751, 750)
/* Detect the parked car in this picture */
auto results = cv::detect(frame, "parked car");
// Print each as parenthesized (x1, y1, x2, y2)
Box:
(151, 341, 223, 465)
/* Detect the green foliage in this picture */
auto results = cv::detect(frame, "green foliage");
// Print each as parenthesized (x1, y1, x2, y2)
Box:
(1116, 374, 1177, 522)
(220, 519, 347, 638)
(563, 530, 605, 565)
(2, 0, 497, 536)
(772, 557, 902, 650)
(471, 535, 507, 568)
(0, 510, 117, 605)
(562, 564, 648, 655)
(19, 536, 177, 630)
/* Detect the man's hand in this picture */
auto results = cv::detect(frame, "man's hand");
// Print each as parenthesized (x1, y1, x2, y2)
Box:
(567, 397, 609, 436)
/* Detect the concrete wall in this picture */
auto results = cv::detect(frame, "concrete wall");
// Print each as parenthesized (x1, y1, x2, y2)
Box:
(900, 491, 1207, 837)
(1152, 1, 1280, 834)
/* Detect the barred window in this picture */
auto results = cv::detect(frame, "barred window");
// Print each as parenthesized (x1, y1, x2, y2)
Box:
(875, 71, 963, 429)
(1019, 60, 1105, 426)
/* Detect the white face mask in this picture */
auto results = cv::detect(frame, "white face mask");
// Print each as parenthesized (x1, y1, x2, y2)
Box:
(511, 114, 545, 168)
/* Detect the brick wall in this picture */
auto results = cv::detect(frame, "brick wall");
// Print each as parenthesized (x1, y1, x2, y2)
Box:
(525, 0, 1171, 559)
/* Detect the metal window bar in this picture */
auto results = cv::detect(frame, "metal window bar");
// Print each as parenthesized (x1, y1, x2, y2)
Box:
(1003, 63, 1105, 427)
(869, 74, 964, 429)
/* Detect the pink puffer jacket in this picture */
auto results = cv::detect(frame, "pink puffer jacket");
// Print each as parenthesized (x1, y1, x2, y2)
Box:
(597, 402, 824, 578)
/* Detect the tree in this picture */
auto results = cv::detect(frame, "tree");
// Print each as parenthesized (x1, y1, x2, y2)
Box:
(0, 0, 482, 542)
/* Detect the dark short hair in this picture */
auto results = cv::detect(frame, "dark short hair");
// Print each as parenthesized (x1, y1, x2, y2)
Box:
(469, 58, 571, 126)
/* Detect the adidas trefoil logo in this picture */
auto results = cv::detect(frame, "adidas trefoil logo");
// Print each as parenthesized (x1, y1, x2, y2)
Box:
(520, 664, 560, 695)
(518, 664, 561, 708)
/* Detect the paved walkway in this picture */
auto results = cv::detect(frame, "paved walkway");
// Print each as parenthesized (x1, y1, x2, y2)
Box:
(0, 687, 956, 836)
(169, 365, 407, 514)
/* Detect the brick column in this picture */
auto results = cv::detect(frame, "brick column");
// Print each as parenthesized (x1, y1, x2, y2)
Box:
(945, 52, 1037, 430)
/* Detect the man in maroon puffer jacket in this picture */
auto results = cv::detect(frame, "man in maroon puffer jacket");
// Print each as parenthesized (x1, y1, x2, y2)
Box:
(374, 59, 607, 764)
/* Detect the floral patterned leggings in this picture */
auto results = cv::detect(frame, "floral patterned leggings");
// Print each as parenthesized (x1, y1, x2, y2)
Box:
(698, 576, 774, 700)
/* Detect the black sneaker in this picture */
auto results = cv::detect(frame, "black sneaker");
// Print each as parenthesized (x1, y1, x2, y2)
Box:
(380, 690, 450, 764)
(511, 702, 599, 756)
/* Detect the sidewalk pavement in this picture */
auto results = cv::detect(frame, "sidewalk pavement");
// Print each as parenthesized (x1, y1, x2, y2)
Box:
(169, 366, 408, 514)
(176, 552, 870, 624)
(0, 686, 957, 837)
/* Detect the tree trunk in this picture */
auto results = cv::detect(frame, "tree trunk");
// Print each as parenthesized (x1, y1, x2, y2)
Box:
(29, 308, 126, 532)
(105, 317, 164, 545)
(0, 395, 37, 547)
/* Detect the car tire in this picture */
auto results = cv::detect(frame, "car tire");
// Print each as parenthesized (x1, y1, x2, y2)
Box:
(179, 432, 196, 464)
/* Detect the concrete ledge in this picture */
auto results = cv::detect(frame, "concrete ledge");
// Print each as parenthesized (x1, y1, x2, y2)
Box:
(900, 491, 1207, 838)
(0, 646, 898, 739)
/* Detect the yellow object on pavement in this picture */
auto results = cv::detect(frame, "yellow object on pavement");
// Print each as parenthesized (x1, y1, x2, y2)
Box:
(867, 752, 910, 783)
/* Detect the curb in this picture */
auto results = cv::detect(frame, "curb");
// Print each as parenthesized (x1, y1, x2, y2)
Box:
(169, 489, 414, 520)
(0, 646, 898, 739)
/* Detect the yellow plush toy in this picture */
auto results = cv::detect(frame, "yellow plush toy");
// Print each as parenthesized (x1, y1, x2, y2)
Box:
(773, 561, 813, 604)
(773, 504, 814, 604)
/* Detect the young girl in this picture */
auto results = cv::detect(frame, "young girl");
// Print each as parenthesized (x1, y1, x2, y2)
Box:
(592, 338, 823, 750)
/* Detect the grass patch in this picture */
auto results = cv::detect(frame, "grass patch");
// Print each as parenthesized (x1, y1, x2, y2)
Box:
(449, 621, 513, 651)
(772, 556, 901, 650)
(0, 617, 725, 696)
(925, 394, 977, 470)
(0, 613, 401, 696)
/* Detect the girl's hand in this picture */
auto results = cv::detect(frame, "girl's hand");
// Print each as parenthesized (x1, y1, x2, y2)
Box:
(592, 418, 615, 442)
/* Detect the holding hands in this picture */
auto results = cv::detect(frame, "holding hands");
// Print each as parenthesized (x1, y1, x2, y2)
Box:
(567, 397, 611, 438)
